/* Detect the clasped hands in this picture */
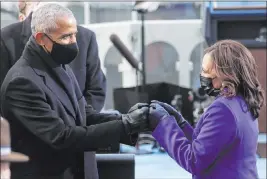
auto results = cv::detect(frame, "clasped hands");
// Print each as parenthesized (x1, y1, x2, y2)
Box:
(121, 100, 187, 135)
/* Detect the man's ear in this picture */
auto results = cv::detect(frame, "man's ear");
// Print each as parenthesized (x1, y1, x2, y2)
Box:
(34, 33, 45, 45)
(18, 13, 26, 22)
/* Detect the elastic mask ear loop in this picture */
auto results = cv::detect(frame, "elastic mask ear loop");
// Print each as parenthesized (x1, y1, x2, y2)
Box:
(209, 76, 220, 96)
(44, 34, 56, 43)
(43, 45, 50, 54)
(43, 34, 55, 54)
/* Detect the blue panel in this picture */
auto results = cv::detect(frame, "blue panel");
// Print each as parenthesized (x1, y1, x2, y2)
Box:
(213, 1, 266, 8)
(208, 1, 267, 16)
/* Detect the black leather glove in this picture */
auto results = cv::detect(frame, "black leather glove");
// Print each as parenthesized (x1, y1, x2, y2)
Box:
(151, 100, 187, 128)
(121, 103, 149, 135)
(149, 103, 170, 130)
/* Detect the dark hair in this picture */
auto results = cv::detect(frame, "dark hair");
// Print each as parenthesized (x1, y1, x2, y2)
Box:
(204, 39, 265, 119)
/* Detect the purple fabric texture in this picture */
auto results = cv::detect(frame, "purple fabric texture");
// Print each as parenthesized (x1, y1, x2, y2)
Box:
(152, 96, 259, 179)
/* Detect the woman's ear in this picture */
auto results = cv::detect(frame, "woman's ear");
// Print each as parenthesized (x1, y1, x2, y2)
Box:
(221, 81, 236, 97)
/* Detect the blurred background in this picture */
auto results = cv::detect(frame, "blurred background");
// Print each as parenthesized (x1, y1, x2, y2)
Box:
(1, 1, 266, 179)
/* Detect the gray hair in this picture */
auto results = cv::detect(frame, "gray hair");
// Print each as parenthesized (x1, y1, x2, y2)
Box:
(31, 3, 76, 34)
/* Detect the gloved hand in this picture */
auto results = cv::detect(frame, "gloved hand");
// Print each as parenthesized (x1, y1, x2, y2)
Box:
(121, 103, 149, 135)
(151, 100, 187, 128)
(149, 103, 170, 130)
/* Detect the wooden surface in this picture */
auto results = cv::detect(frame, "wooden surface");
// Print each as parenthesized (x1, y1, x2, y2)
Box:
(250, 48, 267, 133)
(257, 143, 267, 158)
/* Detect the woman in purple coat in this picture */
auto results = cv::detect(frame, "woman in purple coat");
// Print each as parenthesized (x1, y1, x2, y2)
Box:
(149, 40, 265, 179)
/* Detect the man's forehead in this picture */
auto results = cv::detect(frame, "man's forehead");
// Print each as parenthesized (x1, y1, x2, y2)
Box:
(18, 0, 26, 7)
(52, 18, 77, 37)
(56, 16, 76, 27)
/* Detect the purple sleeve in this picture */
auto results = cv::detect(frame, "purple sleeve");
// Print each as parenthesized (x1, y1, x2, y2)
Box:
(181, 121, 194, 141)
(152, 103, 237, 175)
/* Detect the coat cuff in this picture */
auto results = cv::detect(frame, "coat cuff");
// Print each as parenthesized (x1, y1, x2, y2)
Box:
(181, 121, 194, 141)
(152, 115, 185, 146)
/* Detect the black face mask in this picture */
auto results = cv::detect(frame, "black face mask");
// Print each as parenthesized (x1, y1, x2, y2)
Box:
(44, 34, 79, 65)
(199, 75, 220, 97)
